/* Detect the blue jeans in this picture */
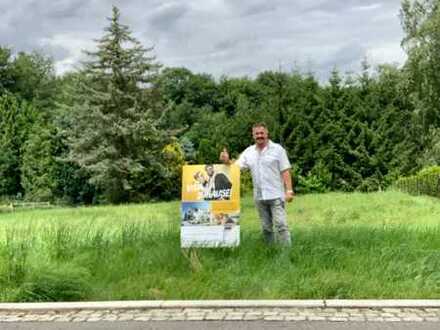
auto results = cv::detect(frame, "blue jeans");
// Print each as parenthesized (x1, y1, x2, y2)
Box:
(255, 198, 291, 245)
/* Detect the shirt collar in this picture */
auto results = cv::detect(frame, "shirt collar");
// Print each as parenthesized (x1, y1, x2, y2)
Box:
(254, 139, 273, 152)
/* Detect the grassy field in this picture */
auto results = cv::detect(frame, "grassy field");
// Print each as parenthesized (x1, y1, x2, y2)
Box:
(0, 191, 440, 302)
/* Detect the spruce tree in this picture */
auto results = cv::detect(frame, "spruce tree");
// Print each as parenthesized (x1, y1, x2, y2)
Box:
(65, 6, 168, 203)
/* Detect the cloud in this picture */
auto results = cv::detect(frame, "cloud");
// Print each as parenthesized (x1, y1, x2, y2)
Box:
(236, 2, 277, 17)
(367, 43, 406, 66)
(322, 42, 367, 68)
(148, 2, 189, 31)
(30, 0, 90, 19)
(352, 3, 382, 11)
(0, 0, 406, 81)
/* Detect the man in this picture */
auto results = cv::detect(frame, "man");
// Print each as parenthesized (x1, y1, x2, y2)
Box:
(220, 123, 294, 245)
(194, 165, 232, 200)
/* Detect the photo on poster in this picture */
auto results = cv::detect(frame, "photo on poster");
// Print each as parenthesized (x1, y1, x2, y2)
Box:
(193, 164, 232, 200)
(211, 211, 240, 228)
(181, 201, 212, 226)
(182, 165, 236, 202)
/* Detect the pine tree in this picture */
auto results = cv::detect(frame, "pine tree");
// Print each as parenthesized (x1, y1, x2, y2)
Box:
(65, 6, 169, 203)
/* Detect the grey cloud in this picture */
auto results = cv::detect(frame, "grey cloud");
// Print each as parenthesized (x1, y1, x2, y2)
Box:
(42, 43, 71, 61)
(214, 39, 237, 51)
(148, 2, 189, 31)
(320, 42, 366, 69)
(32, 0, 90, 19)
(307, 0, 383, 13)
(241, 2, 277, 17)
(0, 0, 405, 81)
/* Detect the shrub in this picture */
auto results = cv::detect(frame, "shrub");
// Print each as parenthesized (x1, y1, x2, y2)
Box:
(394, 166, 440, 197)
(294, 162, 332, 194)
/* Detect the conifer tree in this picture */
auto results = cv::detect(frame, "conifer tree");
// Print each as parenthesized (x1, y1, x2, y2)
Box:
(65, 6, 168, 203)
(20, 125, 56, 201)
(0, 94, 21, 196)
(0, 94, 36, 197)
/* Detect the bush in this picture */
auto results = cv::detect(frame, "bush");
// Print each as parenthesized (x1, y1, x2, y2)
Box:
(294, 162, 332, 194)
(418, 128, 440, 167)
(394, 166, 440, 197)
(358, 176, 381, 192)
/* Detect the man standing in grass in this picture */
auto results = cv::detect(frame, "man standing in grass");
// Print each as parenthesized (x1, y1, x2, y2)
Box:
(220, 123, 294, 246)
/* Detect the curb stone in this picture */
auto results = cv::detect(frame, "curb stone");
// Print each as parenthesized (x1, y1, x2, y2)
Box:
(0, 300, 439, 323)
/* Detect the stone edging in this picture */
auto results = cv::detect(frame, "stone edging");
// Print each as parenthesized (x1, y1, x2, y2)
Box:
(0, 300, 440, 311)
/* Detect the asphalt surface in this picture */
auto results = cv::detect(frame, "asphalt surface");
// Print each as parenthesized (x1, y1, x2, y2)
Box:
(1, 322, 440, 330)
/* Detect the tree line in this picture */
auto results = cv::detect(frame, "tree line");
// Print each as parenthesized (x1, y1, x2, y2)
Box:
(1, 2, 440, 204)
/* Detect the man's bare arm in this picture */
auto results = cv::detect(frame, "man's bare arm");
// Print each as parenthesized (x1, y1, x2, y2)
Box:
(282, 169, 294, 202)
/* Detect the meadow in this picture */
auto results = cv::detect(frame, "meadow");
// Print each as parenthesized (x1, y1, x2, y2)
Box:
(0, 191, 440, 302)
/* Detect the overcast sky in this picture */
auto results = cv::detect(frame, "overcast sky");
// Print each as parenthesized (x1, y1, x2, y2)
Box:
(0, 0, 406, 81)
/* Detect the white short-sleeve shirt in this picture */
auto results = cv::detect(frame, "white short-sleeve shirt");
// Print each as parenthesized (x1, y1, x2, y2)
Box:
(237, 140, 291, 200)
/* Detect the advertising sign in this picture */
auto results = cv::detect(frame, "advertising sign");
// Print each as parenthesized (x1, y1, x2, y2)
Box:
(181, 164, 240, 247)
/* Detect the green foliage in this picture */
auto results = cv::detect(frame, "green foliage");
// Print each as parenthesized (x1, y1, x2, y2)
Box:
(295, 162, 332, 194)
(401, 0, 440, 131)
(0, 94, 37, 196)
(0, 46, 57, 201)
(51, 73, 97, 204)
(157, 140, 185, 200)
(418, 127, 440, 167)
(64, 6, 170, 203)
(0, 47, 14, 93)
(20, 126, 56, 201)
(240, 171, 253, 195)
(185, 111, 230, 163)
(394, 166, 440, 197)
(9, 51, 57, 109)
(159, 67, 217, 109)
(179, 136, 196, 162)
(51, 155, 97, 205)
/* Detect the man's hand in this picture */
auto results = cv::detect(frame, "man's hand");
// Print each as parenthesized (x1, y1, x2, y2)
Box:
(219, 148, 231, 164)
(285, 190, 294, 203)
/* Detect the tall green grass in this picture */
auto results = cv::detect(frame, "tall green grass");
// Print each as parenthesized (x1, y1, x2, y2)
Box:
(0, 191, 439, 301)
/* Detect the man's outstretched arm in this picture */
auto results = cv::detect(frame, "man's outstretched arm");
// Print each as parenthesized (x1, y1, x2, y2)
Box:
(220, 147, 249, 171)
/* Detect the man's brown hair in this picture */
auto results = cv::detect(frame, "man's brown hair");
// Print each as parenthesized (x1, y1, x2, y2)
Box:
(252, 122, 268, 130)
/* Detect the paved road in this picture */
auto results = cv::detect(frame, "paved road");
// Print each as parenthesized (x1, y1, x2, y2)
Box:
(1, 321, 440, 330)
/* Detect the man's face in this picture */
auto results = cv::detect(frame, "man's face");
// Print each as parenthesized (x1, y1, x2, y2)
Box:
(205, 165, 214, 177)
(252, 126, 269, 146)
